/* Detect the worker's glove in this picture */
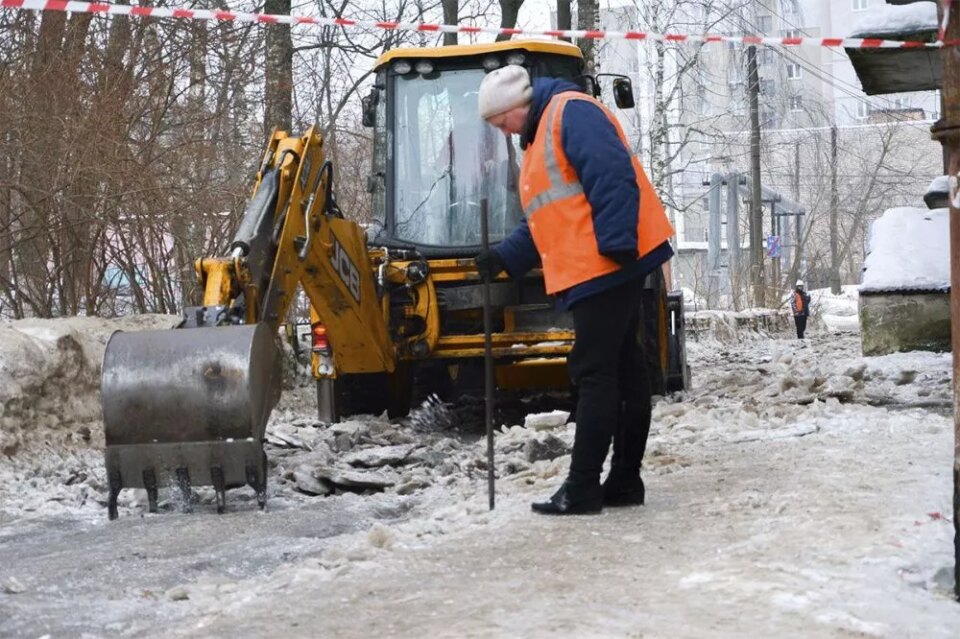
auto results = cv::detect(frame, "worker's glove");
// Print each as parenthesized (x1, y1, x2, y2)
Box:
(475, 249, 507, 280)
(604, 249, 638, 266)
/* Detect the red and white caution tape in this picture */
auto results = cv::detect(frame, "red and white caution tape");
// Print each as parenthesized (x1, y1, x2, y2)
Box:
(0, 0, 950, 49)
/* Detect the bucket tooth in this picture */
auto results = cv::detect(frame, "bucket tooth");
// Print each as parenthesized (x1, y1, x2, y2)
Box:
(176, 468, 193, 513)
(246, 462, 267, 511)
(211, 466, 226, 514)
(143, 468, 159, 513)
(108, 469, 122, 521)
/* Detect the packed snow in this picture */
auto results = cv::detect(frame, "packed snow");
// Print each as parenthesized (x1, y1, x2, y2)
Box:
(860, 207, 950, 293)
(1, 313, 958, 637)
(809, 285, 860, 333)
(849, 1, 938, 38)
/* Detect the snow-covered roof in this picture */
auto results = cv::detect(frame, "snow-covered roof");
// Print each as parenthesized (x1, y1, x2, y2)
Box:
(849, 2, 937, 38)
(860, 207, 950, 294)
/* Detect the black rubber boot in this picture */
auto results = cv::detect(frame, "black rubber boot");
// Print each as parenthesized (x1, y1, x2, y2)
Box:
(602, 467, 645, 507)
(531, 478, 603, 515)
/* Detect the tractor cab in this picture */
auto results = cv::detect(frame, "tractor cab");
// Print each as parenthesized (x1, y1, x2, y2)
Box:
(363, 41, 587, 257)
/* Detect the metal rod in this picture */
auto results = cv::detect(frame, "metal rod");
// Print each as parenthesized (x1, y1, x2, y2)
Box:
(480, 199, 496, 511)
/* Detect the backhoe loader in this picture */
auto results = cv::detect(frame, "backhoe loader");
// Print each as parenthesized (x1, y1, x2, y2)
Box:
(100, 40, 689, 519)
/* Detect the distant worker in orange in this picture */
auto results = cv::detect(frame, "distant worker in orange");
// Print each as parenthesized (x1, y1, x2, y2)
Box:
(791, 280, 812, 339)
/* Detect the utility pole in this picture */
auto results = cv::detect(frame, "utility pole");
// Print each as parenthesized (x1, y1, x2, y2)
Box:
(793, 142, 802, 283)
(747, 46, 764, 306)
(727, 173, 742, 310)
(930, 0, 960, 601)
(707, 173, 723, 308)
(771, 200, 780, 293)
(829, 125, 841, 294)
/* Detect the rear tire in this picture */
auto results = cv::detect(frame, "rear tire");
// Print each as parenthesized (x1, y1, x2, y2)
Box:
(316, 366, 414, 423)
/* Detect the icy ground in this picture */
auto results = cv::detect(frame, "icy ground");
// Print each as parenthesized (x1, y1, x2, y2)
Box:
(1, 317, 959, 637)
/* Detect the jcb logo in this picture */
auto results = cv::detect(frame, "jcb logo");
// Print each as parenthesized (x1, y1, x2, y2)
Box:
(332, 237, 361, 302)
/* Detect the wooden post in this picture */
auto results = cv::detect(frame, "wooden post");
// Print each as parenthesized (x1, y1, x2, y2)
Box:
(930, 0, 960, 601)
(747, 46, 764, 306)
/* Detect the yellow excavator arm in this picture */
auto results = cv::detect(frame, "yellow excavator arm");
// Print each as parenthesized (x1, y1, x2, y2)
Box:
(100, 128, 395, 519)
(194, 128, 395, 372)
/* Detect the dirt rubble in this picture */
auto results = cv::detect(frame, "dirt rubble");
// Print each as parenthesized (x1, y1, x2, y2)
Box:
(1, 314, 959, 637)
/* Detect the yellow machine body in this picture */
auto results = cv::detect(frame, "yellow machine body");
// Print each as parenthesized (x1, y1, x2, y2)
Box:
(100, 40, 687, 518)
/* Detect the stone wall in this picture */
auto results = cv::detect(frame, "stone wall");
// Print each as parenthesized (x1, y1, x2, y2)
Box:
(859, 292, 951, 356)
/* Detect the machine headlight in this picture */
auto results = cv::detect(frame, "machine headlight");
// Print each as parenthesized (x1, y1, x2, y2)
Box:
(505, 52, 526, 66)
(482, 55, 501, 71)
(414, 60, 434, 75)
(392, 60, 413, 75)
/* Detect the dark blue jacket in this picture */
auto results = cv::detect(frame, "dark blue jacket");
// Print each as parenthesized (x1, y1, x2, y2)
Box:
(495, 78, 673, 310)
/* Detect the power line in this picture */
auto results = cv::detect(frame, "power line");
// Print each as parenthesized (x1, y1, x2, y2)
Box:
(750, 0, 937, 125)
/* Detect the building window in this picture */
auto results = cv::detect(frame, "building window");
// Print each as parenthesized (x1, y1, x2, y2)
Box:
(856, 100, 869, 119)
(758, 48, 774, 65)
(790, 95, 803, 111)
(786, 63, 802, 80)
(852, 0, 868, 11)
(760, 79, 775, 95)
(757, 15, 773, 34)
(782, 29, 801, 39)
(727, 66, 744, 86)
(761, 107, 778, 128)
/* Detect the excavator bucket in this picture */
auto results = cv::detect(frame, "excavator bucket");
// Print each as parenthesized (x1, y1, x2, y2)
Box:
(101, 323, 281, 519)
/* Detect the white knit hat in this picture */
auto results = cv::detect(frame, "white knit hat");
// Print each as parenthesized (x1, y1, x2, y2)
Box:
(478, 65, 533, 120)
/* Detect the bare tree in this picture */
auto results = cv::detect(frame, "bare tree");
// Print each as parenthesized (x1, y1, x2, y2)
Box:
(442, 0, 458, 45)
(495, 0, 525, 42)
(577, 0, 599, 74)
(556, 0, 571, 34)
(264, 0, 293, 132)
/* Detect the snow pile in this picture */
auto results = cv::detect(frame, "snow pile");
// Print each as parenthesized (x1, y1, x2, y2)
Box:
(0, 315, 179, 459)
(849, 1, 938, 38)
(809, 285, 859, 333)
(679, 286, 706, 312)
(686, 309, 792, 358)
(860, 207, 950, 293)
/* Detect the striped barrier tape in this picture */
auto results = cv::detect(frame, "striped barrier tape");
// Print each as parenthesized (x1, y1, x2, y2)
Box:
(0, 0, 951, 49)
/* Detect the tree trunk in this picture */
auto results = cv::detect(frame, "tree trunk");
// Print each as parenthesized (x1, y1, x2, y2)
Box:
(264, 0, 293, 133)
(556, 0, 571, 39)
(442, 0, 458, 46)
(496, 0, 525, 42)
(577, 0, 599, 74)
(829, 125, 841, 294)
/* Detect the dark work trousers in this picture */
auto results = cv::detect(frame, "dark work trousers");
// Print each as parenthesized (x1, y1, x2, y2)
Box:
(567, 278, 652, 484)
(794, 315, 807, 339)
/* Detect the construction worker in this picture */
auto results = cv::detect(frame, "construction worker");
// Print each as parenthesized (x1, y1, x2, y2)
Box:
(474, 65, 674, 515)
(791, 280, 812, 339)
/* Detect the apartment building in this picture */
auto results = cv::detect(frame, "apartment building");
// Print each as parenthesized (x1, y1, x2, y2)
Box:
(594, 0, 941, 297)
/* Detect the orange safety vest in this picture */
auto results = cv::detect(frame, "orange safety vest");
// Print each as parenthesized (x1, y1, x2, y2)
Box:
(519, 92, 675, 295)
(793, 291, 805, 313)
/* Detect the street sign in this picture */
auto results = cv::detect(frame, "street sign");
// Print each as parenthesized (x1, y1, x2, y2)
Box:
(767, 235, 781, 258)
